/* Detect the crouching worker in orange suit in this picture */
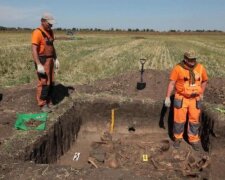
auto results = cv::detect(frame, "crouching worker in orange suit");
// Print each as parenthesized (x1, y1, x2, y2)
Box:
(165, 50, 208, 151)
(32, 13, 60, 112)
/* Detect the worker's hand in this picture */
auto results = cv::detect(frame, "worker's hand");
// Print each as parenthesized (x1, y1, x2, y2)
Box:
(164, 97, 171, 107)
(54, 59, 60, 70)
(37, 64, 45, 74)
(200, 94, 204, 101)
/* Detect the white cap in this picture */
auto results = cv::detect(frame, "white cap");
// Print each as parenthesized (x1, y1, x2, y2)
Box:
(42, 12, 56, 25)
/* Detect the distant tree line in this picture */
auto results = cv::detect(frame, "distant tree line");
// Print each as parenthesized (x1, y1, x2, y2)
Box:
(0, 26, 223, 33)
(0, 26, 33, 31)
(168, 29, 223, 33)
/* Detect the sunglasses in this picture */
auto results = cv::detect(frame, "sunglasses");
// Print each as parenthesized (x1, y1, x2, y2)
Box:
(47, 23, 53, 26)
(185, 56, 196, 62)
(187, 58, 196, 62)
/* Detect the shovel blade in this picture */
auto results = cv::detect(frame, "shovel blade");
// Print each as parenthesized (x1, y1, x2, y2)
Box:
(136, 82, 146, 90)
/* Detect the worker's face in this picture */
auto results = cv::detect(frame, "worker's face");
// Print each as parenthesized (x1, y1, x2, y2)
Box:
(185, 58, 196, 67)
(41, 19, 53, 31)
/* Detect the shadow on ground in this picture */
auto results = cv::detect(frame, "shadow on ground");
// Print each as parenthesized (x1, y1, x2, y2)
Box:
(159, 95, 174, 140)
(51, 84, 75, 105)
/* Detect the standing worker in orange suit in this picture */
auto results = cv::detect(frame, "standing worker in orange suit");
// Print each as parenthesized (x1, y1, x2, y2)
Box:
(32, 13, 60, 112)
(165, 50, 208, 151)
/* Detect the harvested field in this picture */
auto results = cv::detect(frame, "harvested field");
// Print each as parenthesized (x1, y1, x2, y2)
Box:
(1, 32, 225, 86)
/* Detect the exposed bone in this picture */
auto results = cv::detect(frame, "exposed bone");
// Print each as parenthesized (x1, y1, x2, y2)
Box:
(88, 157, 98, 168)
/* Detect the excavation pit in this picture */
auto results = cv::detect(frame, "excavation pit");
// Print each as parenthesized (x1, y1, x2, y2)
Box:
(57, 119, 170, 172)
(57, 100, 169, 172)
(24, 97, 220, 179)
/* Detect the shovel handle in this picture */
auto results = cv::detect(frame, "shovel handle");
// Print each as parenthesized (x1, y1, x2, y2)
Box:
(140, 58, 146, 65)
(140, 58, 146, 74)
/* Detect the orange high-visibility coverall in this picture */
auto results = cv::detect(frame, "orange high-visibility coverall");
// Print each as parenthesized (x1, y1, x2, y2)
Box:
(32, 27, 55, 107)
(170, 63, 208, 143)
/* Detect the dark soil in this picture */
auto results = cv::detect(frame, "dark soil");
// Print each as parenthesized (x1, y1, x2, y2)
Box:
(77, 69, 170, 101)
(77, 69, 225, 105)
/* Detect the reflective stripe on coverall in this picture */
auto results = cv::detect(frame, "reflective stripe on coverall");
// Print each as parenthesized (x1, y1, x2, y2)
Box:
(36, 28, 55, 107)
(173, 65, 203, 143)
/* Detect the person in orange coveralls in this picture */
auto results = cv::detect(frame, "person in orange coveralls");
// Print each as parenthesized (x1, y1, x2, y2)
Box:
(165, 50, 208, 151)
(32, 13, 60, 112)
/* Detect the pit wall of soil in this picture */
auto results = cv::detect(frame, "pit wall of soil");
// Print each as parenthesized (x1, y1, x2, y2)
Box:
(25, 106, 82, 163)
(201, 103, 225, 178)
(201, 103, 225, 150)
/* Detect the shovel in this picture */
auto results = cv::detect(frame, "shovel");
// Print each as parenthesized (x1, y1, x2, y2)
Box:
(136, 58, 146, 90)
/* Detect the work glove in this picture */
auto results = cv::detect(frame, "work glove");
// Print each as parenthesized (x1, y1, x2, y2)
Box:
(37, 64, 45, 74)
(54, 59, 60, 70)
(164, 97, 171, 107)
(200, 94, 204, 101)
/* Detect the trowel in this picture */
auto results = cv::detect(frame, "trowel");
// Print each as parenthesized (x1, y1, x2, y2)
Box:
(136, 58, 146, 90)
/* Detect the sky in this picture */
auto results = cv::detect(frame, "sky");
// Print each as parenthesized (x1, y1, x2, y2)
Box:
(0, 0, 225, 31)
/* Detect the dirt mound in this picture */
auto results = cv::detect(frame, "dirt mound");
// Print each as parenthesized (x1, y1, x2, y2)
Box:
(205, 77, 225, 104)
(77, 69, 225, 105)
(77, 69, 170, 101)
